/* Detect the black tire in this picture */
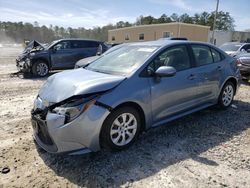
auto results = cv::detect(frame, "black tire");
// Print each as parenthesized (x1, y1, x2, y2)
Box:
(218, 81, 235, 109)
(32, 60, 49, 77)
(100, 106, 141, 151)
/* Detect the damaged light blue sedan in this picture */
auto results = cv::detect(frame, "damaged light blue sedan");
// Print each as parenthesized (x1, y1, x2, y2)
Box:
(31, 40, 241, 154)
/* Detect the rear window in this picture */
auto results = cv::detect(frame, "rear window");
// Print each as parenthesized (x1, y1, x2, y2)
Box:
(191, 45, 213, 66)
(211, 48, 222, 63)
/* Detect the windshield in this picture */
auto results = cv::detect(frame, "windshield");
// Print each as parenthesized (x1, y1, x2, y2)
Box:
(46, 40, 60, 49)
(220, 43, 242, 51)
(86, 45, 158, 75)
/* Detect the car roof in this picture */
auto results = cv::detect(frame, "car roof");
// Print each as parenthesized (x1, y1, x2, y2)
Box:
(57, 38, 102, 42)
(126, 40, 214, 48)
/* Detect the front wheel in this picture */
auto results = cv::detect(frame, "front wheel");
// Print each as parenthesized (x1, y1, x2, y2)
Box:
(100, 107, 141, 151)
(32, 60, 49, 77)
(218, 81, 235, 109)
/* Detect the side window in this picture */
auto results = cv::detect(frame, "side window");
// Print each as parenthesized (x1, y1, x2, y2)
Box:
(191, 45, 213, 66)
(72, 41, 99, 48)
(87, 41, 99, 48)
(71, 41, 82, 48)
(149, 45, 191, 72)
(125, 34, 129, 41)
(211, 48, 222, 63)
(139, 33, 144, 40)
(163, 32, 170, 38)
(53, 41, 71, 50)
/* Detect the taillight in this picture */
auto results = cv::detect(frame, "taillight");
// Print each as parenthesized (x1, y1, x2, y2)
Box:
(235, 59, 242, 66)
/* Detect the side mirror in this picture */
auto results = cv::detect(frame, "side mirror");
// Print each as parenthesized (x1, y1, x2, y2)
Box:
(155, 66, 177, 77)
(96, 51, 102, 56)
(247, 49, 250, 53)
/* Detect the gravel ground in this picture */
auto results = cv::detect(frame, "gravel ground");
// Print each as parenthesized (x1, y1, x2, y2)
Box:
(0, 46, 250, 187)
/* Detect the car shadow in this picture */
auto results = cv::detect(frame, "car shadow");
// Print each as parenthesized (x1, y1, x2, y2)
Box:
(37, 100, 250, 187)
(9, 71, 60, 81)
(241, 79, 250, 86)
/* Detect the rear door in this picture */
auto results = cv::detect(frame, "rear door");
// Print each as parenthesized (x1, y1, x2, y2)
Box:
(190, 44, 225, 104)
(148, 45, 200, 124)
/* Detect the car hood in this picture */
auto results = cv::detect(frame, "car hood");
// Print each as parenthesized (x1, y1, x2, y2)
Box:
(24, 40, 45, 52)
(17, 40, 45, 61)
(38, 68, 126, 103)
(224, 51, 236, 55)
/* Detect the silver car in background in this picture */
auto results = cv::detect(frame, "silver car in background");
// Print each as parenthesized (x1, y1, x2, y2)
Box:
(32, 40, 240, 154)
(74, 44, 126, 69)
(236, 53, 250, 78)
(220, 42, 250, 57)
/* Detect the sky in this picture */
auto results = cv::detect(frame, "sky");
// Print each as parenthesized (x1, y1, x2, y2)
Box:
(0, 0, 249, 31)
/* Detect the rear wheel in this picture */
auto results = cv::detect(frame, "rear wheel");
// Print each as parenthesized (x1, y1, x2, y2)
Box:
(101, 106, 141, 151)
(218, 81, 235, 109)
(32, 60, 49, 77)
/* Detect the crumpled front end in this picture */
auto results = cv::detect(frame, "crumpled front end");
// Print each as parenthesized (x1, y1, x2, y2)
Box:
(16, 56, 31, 73)
(31, 95, 111, 154)
(16, 40, 45, 73)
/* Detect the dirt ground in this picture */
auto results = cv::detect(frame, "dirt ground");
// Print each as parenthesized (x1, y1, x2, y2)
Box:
(0, 46, 250, 188)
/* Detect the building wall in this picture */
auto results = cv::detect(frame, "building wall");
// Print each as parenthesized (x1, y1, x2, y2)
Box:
(108, 23, 210, 43)
(209, 31, 250, 46)
(209, 31, 232, 46)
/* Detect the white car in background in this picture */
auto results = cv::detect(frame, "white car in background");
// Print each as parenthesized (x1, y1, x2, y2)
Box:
(220, 42, 250, 57)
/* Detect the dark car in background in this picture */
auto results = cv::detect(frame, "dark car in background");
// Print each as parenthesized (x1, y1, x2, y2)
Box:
(220, 42, 250, 57)
(16, 39, 108, 76)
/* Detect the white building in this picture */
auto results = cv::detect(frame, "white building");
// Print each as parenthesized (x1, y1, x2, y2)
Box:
(210, 30, 250, 46)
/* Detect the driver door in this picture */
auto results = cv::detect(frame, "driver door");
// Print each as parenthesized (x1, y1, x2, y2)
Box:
(50, 41, 75, 69)
(148, 45, 200, 124)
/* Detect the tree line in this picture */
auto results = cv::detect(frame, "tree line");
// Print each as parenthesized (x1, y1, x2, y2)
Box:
(0, 11, 235, 43)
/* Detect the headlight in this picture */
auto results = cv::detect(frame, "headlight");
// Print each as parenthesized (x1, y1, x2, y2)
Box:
(53, 98, 96, 123)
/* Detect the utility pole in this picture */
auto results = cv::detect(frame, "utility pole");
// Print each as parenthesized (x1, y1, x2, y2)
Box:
(211, 0, 219, 45)
(178, 18, 181, 37)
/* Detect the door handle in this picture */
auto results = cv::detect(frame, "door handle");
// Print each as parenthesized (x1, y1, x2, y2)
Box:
(187, 74, 196, 80)
(217, 66, 222, 71)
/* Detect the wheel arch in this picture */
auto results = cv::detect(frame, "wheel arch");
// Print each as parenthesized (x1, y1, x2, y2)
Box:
(111, 101, 146, 132)
(220, 77, 238, 95)
(99, 101, 147, 148)
(31, 58, 50, 69)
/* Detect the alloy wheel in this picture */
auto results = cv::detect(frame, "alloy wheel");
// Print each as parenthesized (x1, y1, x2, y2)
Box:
(36, 62, 48, 76)
(222, 85, 234, 106)
(110, 113, 137, 146)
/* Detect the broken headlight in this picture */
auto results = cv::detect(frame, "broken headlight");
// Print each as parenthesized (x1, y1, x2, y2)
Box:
(53, 98, 96, 123)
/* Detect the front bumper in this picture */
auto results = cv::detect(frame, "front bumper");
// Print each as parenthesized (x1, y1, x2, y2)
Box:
(16, 59, 30, 72)
(31, 104, 110, 154)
